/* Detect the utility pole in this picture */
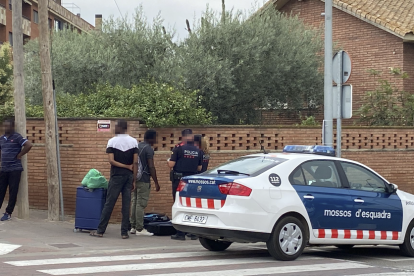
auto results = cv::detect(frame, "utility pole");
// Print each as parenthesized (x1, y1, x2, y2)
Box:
(336, 51, 343, 157)
(38, 0, 60, 221)
(221, 0, 225, 24)
(12, 0, 29, 219)
(323, 0, 333, 147)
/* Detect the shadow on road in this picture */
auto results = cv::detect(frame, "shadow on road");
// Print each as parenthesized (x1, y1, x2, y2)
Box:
(305, 245, 404, 259)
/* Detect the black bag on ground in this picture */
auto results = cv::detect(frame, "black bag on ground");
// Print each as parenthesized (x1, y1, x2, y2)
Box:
(144, 213, 169, 226)
(144, 213, 176, 236)
(128, 213, 171, 233)
(146, 221, 177, 236)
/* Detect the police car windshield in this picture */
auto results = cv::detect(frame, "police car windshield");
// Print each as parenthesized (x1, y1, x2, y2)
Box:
(206, 156, 287, 177)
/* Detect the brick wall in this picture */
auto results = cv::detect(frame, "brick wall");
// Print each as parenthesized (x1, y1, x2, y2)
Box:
(261, 109, 324, 126)
(21, 119, 414, 222)
(0, 0, 92, 45)
(279, 0, 411, 117)
(260, 111, 301, 125)
(341, 150, 414, 195)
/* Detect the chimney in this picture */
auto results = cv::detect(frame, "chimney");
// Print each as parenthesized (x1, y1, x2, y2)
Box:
(95, 14, 102, 32)
(76, 13, 81, 17)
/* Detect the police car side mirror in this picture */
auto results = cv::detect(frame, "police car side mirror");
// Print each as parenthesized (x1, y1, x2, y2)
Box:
(389, 183, 398, 194)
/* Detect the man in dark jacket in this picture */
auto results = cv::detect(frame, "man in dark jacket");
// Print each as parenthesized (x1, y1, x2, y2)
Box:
(168, 129, 202, 240)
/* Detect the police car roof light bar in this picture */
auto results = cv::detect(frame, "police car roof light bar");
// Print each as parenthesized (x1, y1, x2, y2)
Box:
(283, 145, 335, 157)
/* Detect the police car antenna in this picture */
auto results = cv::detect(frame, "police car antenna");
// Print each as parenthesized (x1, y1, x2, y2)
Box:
(259, 140, 268, 154)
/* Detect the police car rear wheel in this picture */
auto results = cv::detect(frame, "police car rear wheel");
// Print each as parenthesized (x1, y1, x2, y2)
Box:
(199, 237, 232, 251)
(400, 221, 414, 257)
(267, 217, 306, 261)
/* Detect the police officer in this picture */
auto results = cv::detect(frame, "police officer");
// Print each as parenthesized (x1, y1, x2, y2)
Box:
(168, 129, 202, 240)
(194, 134, 210, 173)
(169, 129, 194, 183)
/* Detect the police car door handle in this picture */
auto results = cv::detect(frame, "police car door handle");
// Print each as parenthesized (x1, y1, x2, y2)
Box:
(354, 198, 364, 203)
(303, 195, 314, 200)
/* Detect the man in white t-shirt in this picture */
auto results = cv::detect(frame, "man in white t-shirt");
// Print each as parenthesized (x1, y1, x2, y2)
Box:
(90, 120, 138, 239)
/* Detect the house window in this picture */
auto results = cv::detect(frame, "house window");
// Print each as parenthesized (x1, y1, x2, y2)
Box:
(33, 10, 39, 24)
(54, 19, 62, 31)
(48, 18, 52, 29)
(8, 0, 11, 10)
(8, 32, 12, 46)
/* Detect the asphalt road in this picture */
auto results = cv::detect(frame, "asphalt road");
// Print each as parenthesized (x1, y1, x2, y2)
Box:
(2, 240, 414, 275)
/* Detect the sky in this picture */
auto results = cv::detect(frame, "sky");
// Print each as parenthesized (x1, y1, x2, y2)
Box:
(64, 0, 266, 39)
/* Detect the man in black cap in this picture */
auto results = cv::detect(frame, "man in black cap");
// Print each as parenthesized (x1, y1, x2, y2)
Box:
(168, 128, 202, 240)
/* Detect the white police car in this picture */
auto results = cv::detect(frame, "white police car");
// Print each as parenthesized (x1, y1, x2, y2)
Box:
(172, 145, 414, 261)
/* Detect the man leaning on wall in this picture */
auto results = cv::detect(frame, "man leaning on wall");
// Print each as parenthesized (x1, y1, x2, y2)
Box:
(0, 118, 32, 221)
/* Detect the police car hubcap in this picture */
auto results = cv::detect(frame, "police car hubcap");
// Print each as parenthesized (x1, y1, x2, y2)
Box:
(279, 223, 303, 255)
(410, 227, 414, 249)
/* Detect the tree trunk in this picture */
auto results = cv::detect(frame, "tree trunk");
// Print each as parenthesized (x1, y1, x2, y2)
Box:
(12, 0, 28, 219)
(38, 0, 59, 221)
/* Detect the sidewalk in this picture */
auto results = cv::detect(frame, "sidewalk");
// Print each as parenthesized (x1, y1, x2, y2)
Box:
(0, 206, 200, 258)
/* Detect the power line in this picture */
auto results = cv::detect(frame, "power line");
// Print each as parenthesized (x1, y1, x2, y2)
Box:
(113, 0, 125, 21)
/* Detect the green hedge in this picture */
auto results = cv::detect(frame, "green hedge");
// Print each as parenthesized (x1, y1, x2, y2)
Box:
(0, 81, 213, 127)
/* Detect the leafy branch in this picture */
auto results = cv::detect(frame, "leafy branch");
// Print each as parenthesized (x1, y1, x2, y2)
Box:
(357, 68, 414, 126)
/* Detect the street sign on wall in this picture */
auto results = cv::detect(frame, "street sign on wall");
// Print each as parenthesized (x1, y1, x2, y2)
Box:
(97, 120, 111, 132)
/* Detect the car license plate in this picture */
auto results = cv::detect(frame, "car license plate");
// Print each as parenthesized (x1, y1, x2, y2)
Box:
(182, 214, 208, 224)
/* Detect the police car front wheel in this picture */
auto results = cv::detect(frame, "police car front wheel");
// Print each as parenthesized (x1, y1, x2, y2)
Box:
(199, 237, 232, 251)
(400, 221, 414, 257)
(267, 216, 307, 261)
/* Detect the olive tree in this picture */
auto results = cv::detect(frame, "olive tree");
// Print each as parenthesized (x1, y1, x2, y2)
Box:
(171, 8, 324, 124)
(24, 7, 174, 104)
(24, 5, 324, 124)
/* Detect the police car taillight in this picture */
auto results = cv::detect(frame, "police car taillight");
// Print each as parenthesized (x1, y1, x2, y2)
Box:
(283, 145, 335, 157)
(219, 182, 252, 196)
(176, 180, 187, 192)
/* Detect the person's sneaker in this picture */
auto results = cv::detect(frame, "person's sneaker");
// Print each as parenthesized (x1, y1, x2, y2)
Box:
(171, 234, 186, 241)
(0, 213, 11, 221)
(136, 229, 153, 236)
(130, 228, 136, 234)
